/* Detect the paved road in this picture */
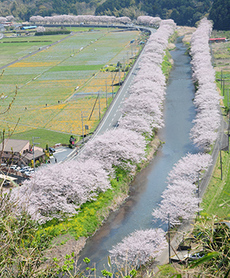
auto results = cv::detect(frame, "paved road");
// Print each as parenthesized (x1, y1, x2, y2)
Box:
(49, 146, 73, 164)
(62, 27, 156, 161)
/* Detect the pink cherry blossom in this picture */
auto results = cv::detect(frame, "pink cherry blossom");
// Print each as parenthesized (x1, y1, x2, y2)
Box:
(109, 228, 167, 266)
(152, 153, 212, 225)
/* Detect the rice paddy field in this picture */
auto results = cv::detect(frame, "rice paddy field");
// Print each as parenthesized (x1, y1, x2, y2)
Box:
(0, 28, 142, 146)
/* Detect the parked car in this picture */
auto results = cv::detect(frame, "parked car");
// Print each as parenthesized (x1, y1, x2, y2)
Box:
(49, 147, 55, 153)
(185, 252, 205, 261)
(19, 168, 26, 173)
(24, 171, 32, 176)
(19, 166, 30, 173)
(23, 166, 31, 170)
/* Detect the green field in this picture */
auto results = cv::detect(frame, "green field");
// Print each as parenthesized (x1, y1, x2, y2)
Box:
(201, 31, 230, 219)
(0, 34, 71, 67)
(0, 28, 141, 146)
(201, 151, 230, 218)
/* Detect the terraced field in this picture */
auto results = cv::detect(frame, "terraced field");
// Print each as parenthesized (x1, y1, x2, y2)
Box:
(0, 28, 141, 146)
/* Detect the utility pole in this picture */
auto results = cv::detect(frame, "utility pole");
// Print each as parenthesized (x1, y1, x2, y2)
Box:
(32, 137, 40, 172)
(168, 213, 171, 264)
(197, 172, 200, 216)
(223, 79, 225, 97)
(221, 70, 223, 89)
(111, 72, 114, 98)
(220, 148, 223, 180)
(105, 80, 108, 108)
(123, 57, 126, 78)
(98, 92, 101, 120)
(119, 66, 121, 85)
(228, 89, 230, 152)
(81, 111, 84, 144)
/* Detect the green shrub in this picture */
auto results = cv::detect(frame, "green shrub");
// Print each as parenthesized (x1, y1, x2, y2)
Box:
(35, 30, 70, 36)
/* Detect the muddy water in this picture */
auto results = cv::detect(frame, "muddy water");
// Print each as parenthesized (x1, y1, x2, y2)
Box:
(77, 37, 199, 273)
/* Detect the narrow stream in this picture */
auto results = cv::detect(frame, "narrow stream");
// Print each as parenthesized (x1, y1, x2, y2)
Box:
(77, 37, 199, 274)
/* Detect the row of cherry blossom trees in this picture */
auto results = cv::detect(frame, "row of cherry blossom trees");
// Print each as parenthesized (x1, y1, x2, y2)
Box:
(13, 19, 176, 228)
(108, 19, 177, 266)
(109, 18, 221, 267)
(190, 18, 221, 151)
(29, 15, 131, 25)
(136, 16, 161, 27)
(118, 19, 176, 140)
(152, 19, 219, 227)
(0, 15, 14, 23)
(81, 19, 176, 176)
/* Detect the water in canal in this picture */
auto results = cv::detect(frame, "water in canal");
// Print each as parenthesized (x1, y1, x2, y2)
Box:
(77, 37, 199, 273)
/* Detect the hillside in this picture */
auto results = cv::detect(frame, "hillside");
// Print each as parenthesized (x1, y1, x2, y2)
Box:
(0, 0, 229, 30)
(0, 0, 212, 27)
(0, 0, 105, 21)
(95, 0, 212, 26)
(209, 0, 230, 30)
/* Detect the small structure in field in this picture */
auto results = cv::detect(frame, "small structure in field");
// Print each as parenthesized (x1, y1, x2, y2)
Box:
(209, 37, 227, 43)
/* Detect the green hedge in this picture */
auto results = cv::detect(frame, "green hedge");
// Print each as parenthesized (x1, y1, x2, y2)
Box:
(35, 30, 71, 36)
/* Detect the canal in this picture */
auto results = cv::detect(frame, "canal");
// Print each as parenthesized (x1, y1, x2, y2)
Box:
(77, 36, 199, 274)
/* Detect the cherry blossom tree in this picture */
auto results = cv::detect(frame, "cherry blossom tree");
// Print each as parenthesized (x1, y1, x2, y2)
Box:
(6, 15, 14, 22)
(189, 18, 221, 151)
(137, 16, 161, 27)
(122, 93, 163, 119)
(121, 97, 164, 131)
(12, 159, 110, 222)
(109, 228, 167, 266)
(30, 15, 44, 24)
(152, 180, 199, 225)
(118, 115, 153, 136)
(0, 17, 6, 23)
(80, 128, 146, 174)
(167, 153, 212, 184)
(152, 153, 212, 225)
(37, 26, 45, 33)
(117, 17, 131, 24)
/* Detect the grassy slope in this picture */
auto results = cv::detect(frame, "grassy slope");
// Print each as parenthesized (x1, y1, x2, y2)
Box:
(10, 128, 71, 148)
(201, 31, 230, 219)
(202, 150, 230, 218)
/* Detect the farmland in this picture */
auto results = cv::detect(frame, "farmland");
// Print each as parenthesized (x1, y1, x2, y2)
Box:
(0, 28, 142, 147)
(201, 30, 230, 218)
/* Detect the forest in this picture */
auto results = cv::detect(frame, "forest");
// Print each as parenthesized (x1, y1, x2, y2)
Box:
(95, 0, 212, 26)
(0, 0, 229, 29)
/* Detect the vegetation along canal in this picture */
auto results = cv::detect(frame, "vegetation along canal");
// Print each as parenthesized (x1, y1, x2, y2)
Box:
(77, 36, 199, 272)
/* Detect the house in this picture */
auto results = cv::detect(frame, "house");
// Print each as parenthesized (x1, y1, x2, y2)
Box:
(0, 139, 45, 166)
(209, 38, 227, 43)
(21, 25, 37, 30)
